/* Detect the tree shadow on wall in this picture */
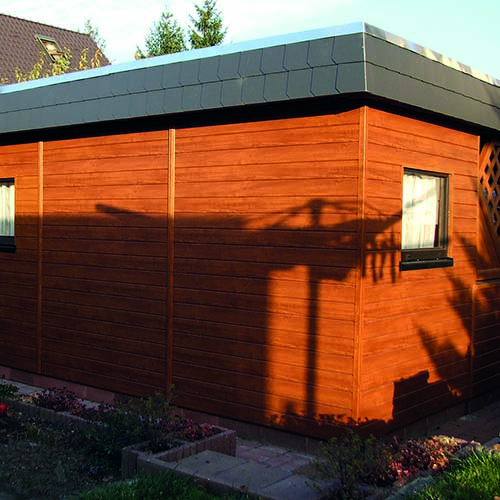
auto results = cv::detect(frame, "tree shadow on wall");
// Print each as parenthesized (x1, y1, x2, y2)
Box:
(91, 198, 401, 438)
(86, 198, 492, 439)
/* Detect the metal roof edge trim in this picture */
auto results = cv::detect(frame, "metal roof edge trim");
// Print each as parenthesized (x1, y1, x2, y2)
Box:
(363, 23, 500, 86)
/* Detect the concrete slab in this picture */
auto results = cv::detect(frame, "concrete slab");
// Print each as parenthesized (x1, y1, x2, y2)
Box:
(214, 457, 292, 492)
(259, 474, 321, 500)
(140, 450, 246, 477)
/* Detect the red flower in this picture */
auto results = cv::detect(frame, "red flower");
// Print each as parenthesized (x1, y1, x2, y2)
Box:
(0, 403, 7, 416)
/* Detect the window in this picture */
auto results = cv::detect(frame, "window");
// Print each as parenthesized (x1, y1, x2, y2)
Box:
(400, 169, 452, 270)
(0, 178, 15, 252)
(35, 35, 65, 62)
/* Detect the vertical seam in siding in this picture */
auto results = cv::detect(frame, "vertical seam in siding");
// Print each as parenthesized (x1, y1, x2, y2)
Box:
(353, 107, 367, 422)
(470, 282, 476, 399)
(37, 141, 44, 373)
(470, 135, 480, 400)
(166, 129, 176, 394)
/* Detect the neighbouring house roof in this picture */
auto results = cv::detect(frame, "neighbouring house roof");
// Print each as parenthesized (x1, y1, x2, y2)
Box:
(1, 21, 500, 136)
(0, 13, 110, 84)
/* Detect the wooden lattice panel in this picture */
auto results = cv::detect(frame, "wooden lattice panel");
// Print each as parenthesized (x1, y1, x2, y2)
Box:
(480, 143, 500, 239)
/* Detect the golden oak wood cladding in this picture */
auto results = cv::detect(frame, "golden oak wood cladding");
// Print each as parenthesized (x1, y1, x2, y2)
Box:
(41, 132, 169, 395)
(1, 107, 500, 438)
(173, 111, 362, 432)
(0, 144, 39, 372)
(359, 108, 479, 429)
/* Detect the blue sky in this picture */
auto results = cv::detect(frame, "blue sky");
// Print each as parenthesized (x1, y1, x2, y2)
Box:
(2, 0, 499, 78)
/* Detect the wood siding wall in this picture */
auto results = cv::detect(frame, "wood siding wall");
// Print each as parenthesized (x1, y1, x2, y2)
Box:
(472, 281, 500, 396)
(0, 143, 39, 372)
(2, 106, 499, 438)
(359, 108, 479, 429)
(172, 111, 363, 434)
(0, 132, 172, 396)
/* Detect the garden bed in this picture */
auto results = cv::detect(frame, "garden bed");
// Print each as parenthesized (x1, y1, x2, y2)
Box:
(1, 382, 237, 488)
(122, 426, 236, 478)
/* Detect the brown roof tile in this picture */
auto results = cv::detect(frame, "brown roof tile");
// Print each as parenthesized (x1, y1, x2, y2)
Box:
(0, 13, 110, 83)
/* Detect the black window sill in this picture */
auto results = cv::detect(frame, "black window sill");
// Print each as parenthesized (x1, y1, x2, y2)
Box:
(0, 237, 16, 253)
(400, 257, 454, 271)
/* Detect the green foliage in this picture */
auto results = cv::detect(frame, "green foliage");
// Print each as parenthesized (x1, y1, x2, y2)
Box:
(189, 0, 226, 49)
(406, 450, 500, 500)
(137, 9, 187, 58)
(13, 46, 104, 83)
(312, 429, 387, 499)
(72, 471, 246, 499)
(312, 431, 465, 499)
(32, 386, 84, 412)
(0, 376, 18, 400)
(82, 19, 107, 52)
(137, 0, 226, 58)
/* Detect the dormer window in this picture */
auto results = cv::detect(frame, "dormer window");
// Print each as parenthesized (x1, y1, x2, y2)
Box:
(36, 35, 64, 62)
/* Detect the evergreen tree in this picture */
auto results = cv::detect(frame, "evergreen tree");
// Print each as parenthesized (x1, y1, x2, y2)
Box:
(137, 9, 187, 58)
(188, 0, 226, 49)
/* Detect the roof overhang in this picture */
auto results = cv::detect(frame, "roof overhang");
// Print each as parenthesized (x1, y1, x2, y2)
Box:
(1, 22, 500, 135)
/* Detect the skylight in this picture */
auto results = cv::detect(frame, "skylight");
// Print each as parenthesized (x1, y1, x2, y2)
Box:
(36, 35, 64, 62)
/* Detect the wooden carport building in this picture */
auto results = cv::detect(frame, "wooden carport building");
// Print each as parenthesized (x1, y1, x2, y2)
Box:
(1, 22, 500, 440)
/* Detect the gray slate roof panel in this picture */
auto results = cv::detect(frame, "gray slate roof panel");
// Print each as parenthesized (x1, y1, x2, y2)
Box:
(332, 33, 364, 64)
(238, 49, 262, 77)
(201, 81, 223, 108)
(263, 72, 289, 102)
(1, 22, 500, 135)
(283, 42, 310, 71)
(260, 45, 286, 74)
(242, 75, 266, 104)
(307, 37, 335, 67)
(199, 57, 221, 83)
(221, 79, 242, 106)
(335, 62, 366, 93)
(218, 52, 240, 80)
(311, 65, 338, 96)
(287, 68, 313, 99)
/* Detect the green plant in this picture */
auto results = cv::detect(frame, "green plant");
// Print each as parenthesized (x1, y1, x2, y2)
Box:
(32, 386, 85, 413)
(312, 429, 387, 499)
(406, 450, 500, 499)
(0, 376, 19, 400)
(71, 471, 245, 499)
(373, 436, 461, 486)
(312, 431, 465, 499)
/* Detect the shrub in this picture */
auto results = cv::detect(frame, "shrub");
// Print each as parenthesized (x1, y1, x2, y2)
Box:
(312, 431, 465, 499)
(32, 386, 85, 414)
(312, 429, 387, 499)
(0, 377, 18, 400)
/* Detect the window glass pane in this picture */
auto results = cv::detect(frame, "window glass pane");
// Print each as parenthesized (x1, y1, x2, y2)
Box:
(0, 181, 15, 237)
(402, 172, 441, 250)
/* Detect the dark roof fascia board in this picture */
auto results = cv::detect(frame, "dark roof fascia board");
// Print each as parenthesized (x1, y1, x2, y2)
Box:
(363, 33, 500, 131)
(1, 21, 500, 135)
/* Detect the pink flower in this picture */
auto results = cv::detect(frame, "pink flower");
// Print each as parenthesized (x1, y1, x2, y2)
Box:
(0, 403, 7, 416)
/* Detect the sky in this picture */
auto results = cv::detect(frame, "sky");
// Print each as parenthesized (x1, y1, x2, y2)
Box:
(2, 0, 500, 79)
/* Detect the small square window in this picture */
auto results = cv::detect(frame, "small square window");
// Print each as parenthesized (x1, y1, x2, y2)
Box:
(0, 178, 16, 252)
(400, 169, 452, 270)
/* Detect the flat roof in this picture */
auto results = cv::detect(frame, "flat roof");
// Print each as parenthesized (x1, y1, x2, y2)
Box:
(1, 21, 500, 135)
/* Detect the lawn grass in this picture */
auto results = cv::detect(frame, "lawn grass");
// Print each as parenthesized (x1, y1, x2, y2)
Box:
(71, 471, 247, 500)
(405, 450, 500, 499)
